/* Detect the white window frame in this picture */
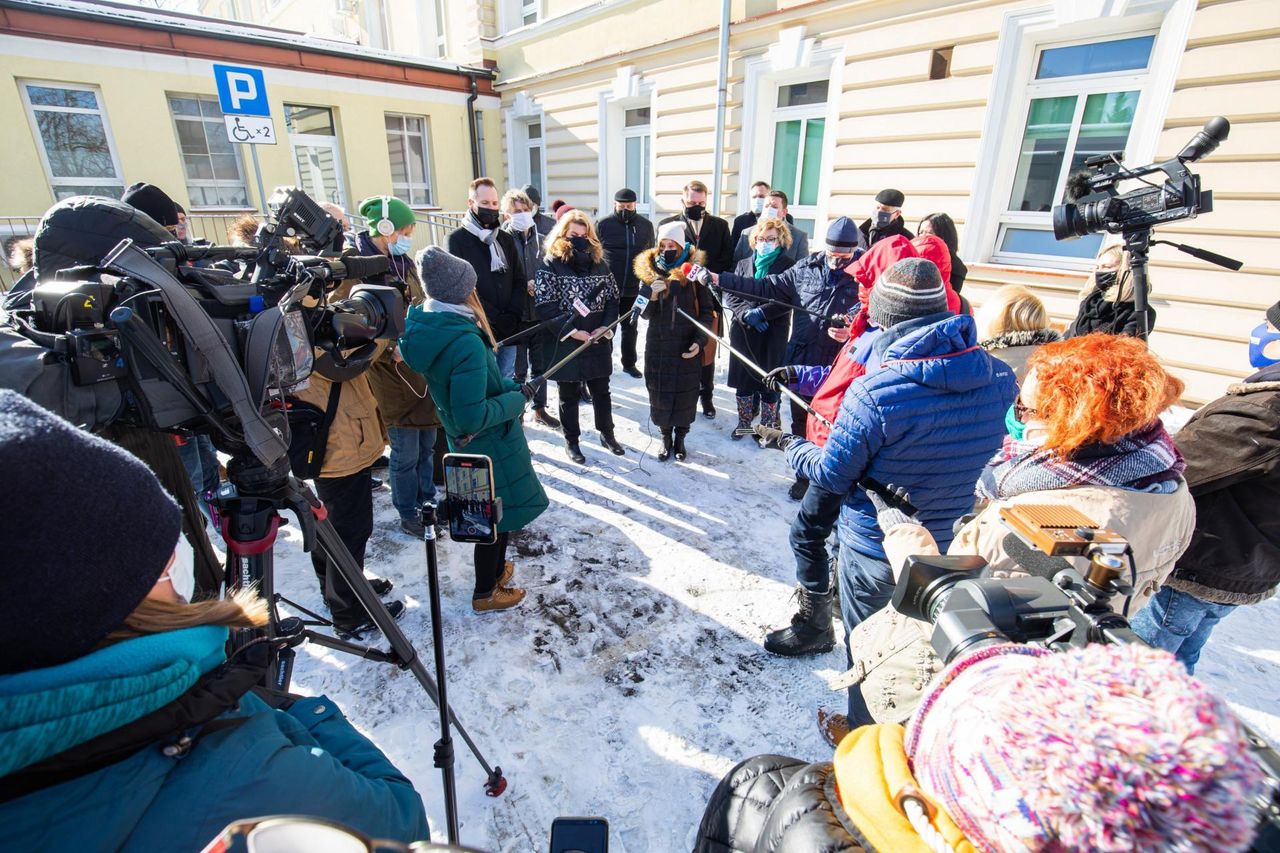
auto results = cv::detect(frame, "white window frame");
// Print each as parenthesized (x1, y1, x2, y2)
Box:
(284, 104, 349, 210)
(167, 92, 250, 211)
(20, 80, 125, 202)
(432, 0, 447, 57)
(620, 110, 653, 217)
(385, 112, 434, 207)
(499, 0, 542, 34)
(597, 69, 656, 219)
(505, 94, 546, 201)
(767, 84, 829, 235)
(965, 0, 1197, 271)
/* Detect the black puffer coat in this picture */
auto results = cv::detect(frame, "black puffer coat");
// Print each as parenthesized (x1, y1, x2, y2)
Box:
(725, 252, 795, 393)
(633, 248, 714, 429)
(533, 241, 619, 384)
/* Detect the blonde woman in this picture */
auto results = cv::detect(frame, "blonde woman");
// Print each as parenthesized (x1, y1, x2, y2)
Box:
(534, 209, 622, 463)
(975, 284, 1061, 382)
(1066, 243, 1153, 337)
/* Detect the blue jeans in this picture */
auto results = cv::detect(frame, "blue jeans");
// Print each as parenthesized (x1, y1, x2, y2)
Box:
(496, 345, 518, 381)
(177, 434, 219, 525)
(788, 482, 845, 594)
(388, 426, 438, 521)
(838, 543, 894, 723)
(1130, 586, 1236, 674)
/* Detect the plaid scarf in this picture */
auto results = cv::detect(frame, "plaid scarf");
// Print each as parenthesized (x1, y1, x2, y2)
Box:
(977, 420, 1185, 499)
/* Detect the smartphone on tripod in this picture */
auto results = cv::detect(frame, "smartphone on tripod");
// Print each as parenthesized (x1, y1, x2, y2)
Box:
(550, 817, 608, 853)
(442, 453, 500, 544)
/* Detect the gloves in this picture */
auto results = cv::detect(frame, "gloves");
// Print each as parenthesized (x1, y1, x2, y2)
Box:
(649, 279, 668, 297)
(861, 478, 920, 529)
(762, 365, 797, 393)
(520, 376, 546, 402)
(754, 424, 798, 451)
(742, 307, 769, 333)
(682, 342, 701, 360)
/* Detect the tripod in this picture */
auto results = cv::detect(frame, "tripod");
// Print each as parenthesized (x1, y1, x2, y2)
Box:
(213, 451, 505, 845)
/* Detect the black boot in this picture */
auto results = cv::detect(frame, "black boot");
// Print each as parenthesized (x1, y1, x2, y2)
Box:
(565, 439, 586, 464)
(600, 431, 626, 456)
(700, 391, 716, 419)
(657, 428, 674, 461)
(763, 585, 835, 656)
(674, 428, 689, 461)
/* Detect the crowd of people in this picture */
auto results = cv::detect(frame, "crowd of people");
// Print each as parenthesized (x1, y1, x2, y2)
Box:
(1, 167, 1278, 853)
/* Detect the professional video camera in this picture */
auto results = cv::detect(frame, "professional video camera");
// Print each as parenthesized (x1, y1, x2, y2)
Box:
(892, 505, 1280, 851)
(1051, 115, 1243, 338)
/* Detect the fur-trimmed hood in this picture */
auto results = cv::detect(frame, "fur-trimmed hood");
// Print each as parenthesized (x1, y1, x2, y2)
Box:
(633, 247, 707, 287)
(979, 328, 1061, 351)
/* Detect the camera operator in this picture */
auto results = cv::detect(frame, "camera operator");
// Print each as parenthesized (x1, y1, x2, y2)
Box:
(844, 334, 1194, 728)
(1065, 243, 1153, 337)
(0, 391, 430, 851)
(694, 641, 1264, 853)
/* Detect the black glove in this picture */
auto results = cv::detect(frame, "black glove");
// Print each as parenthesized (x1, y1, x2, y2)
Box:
(520, 377, 546, 402)
(763, 365, 797, 393)
(754, 424, 799, 451)
(860, 478, 920, 529)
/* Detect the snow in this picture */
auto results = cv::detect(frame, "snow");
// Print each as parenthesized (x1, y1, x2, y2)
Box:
(255, 352, 1280, 852)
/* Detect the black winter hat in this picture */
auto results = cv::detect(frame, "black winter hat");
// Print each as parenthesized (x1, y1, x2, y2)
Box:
(1267, 300, 1280, 329)
(875, 188, 905, 208)
(520, 184, 543, 207)
(614, 188, 638, 203)
(121, 182, 180, 228)
(0, 390, 181, 675)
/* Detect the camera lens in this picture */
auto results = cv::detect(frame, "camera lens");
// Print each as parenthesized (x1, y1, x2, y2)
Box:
(1052, 203, 1089, 240)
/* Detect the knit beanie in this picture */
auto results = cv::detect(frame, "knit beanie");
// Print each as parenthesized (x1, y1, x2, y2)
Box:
(121, 182, 179, 228)
(357, 195, 415, 235)
(825, 216, 861, 253)
(554, 205, 576, 222)
(416, 246, 476, 304)
(521, 184, 542, 207)
(904, 643, 1265, 853)
(657, 221, 686, 246)
(0, 390, 182, 675)
(868, 257, 947, 329)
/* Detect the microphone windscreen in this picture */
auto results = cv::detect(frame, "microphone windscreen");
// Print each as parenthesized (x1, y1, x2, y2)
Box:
(1064, 170, 1094, 203)
(680, 262, 693, 276)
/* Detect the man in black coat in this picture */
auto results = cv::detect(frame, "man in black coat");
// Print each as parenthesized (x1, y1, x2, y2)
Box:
(858, 188, 914, 247)
(447, 177, 527, 379)
(597, 187, 655, 378)
(733, 189, 809, 263)
(660, 179, 734, 417)
(730, 180, 772, 250)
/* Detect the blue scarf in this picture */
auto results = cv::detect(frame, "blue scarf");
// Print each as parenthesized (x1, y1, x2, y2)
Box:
(655, 243, 690, 272)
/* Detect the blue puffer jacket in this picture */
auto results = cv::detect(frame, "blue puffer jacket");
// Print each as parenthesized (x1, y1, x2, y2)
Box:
(717, 252, 858, 369)
(0, 626, 429, 852)
(787, 312, 1017, 557)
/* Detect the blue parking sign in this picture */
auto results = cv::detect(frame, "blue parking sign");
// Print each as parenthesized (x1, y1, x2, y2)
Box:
(213, 64, 270, 117)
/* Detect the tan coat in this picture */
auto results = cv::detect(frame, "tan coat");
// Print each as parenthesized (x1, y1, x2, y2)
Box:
(842, 481, 1196, 723)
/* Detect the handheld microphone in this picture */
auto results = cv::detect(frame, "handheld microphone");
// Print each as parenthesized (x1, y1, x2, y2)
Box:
(680, 262, 709, 284)
(629, 289, 651, 322)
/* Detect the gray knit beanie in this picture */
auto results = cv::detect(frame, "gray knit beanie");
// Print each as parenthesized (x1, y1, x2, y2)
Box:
(417, 246, 477, 304)
(868, 257, 948, 329)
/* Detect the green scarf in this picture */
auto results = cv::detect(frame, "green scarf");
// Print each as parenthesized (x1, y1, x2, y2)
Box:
(753, 247, 782, 278)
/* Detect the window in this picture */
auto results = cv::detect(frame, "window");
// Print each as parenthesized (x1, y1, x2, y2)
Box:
(622, 107, 651, 212)
(994, 33, 1155, 263)
(284, 104, 347, 208)
(385, 114, 433, 206)
(769, 81, 829, 238)
(433, 0, 447, 56)
(521, 0, 538, 27)
(168, 95, 249, 208)
(524, 119, 544, 202)
(21, 82, 124, 201)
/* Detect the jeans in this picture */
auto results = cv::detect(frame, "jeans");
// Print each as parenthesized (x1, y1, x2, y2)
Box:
(1130, 586, 1237, 674)
(312, 466, 374, 628)
(789, 482, 845, 594)
(496, 345, 518, 381)
(177, 434, 220, 525)
(388, 426, 438, 521)
(838, 543, 894, 723)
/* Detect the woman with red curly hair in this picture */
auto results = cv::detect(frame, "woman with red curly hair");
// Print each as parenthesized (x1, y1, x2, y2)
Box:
(837, 333, 1196, 730)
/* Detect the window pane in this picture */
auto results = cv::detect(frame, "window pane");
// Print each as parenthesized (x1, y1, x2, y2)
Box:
(384, 114, 401, 132)
(184, 154, 214, 180)
(624, 107, 650, 128)
(528, 145, 543, 198)
(387, 133, 408, 184)
(168, 96, 200, 116)
(999, 227, 1103, 258)
(408, 133, 426, 184)
(523, 11, 536, 25)
(527, 121, 541, 140)
(407, 116, 425, 135)
(625, 135, 643, 194)
(27, 86, 98, 109)
(791, 217, 816, 239)
(53, 184, 124, 200)
(777, 80, 829, 108)
(284, 105, 335, 136)
(198, 98, 225, 120)
(1064, 91, 1139, 195)
(176, 120, 207, 154)
(798, 118, 825, 207)
(219, 185, 250, 207)
(36, 111, 117, 178)
(770, 120, 801, 200)
(642, 134, 651, 199)
(1036, 36, 1155, 79)
(1007, 96, 1076, 213)
(206, 123, 234, 154)
(211, 153, 241, 181)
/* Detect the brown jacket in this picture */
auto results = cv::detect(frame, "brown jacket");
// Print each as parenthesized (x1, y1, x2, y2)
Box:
(365, 262, 440, 430)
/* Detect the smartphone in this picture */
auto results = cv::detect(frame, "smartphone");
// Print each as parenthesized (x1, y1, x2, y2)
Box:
(442, 453, 498, 544)
(549, 817, 608, 853)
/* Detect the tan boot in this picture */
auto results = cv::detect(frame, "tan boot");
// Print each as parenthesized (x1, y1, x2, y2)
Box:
(817, 708, 850, 748)
(472, 585, 526, 613)
(497, 560, 515, 589)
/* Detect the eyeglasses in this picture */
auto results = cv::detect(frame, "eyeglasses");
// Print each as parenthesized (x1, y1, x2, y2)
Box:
(1014, 394, 1037, 422)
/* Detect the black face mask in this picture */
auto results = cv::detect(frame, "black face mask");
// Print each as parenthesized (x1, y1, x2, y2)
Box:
(570, 236, 592, 266)
(474, 207, 500, 229)
(620, 208, 636, 223)
(661, 248, 682, 266)
(872, 210, 893, 229)
(684, 204, 705, 221)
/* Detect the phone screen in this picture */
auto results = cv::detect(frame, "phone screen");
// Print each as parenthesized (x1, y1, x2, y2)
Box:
(549, 817, 608, 853)
(442, 454, 496, 544)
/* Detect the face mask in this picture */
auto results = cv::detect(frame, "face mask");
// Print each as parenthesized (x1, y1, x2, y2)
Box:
(1005, 403, 1026, 441)
(390, 234, 413, 255)
(751, 197, 766, 215)
(165, 537, 195, 604)
(684, 204, 704, 221)
(620, 208, 636, 224)
(661, 248, 682, 266)
(872, 210, 893, 229)
(570, 236, 591, 252)
(1094, 270, 1117, 289)
(1249, 321, 1280, 368)
(765, 206, 784, 220)
(510, 211, 535, 232)
(827, 254, 852, 270)
(756, 240, 778, 256)
(474, 207, 500, 229)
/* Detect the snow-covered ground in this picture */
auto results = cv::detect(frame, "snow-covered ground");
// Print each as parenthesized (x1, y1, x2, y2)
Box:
(258, 349, 1280, 852)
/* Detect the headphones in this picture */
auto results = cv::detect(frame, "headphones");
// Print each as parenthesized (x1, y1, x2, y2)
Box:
(372, 195, 396, 237)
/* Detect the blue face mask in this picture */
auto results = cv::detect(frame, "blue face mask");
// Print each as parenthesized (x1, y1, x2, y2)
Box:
(1249, 321, 1280, 368)
(390, 235, 413, 256)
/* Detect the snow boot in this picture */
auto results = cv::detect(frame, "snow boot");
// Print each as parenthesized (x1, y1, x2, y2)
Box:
(600, 431, 626, 456)
(759, 399, 781, 429)
(657, 428, 674, 461)
(674, 428, 689, 461)
(732, 394, 754, 440)
(533, 407, 561, 429)
(565, 439, 586, 464)
(817, 709, 850, 748)
(473, 585, 526, 613)
(701, 390, 716, 419)
(763, 585, 835, 656)
(788, 476, 810, 501)
(498, 560, 514, 589)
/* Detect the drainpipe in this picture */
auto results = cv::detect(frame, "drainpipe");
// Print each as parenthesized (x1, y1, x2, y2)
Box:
(466, 72, 481, 179)
(710, 0, 731, 216)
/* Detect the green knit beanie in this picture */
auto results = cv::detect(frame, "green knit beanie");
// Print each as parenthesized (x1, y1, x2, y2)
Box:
(357, 195, 415, 235)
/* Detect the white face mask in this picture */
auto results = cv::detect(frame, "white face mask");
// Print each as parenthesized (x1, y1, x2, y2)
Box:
(163, 537, 196, 603)
(510, 211, 535, 231)
(751, 196, 766, 215)
(756, 240, 779, 255)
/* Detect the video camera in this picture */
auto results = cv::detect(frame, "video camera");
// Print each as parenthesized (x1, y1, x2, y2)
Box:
(1, 187, 404, 467)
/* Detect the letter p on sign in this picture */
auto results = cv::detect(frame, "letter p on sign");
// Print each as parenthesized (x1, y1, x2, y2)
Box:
(213, 64, 270, 117)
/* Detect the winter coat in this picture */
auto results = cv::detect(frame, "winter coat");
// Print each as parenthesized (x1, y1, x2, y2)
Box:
(979, 328, 1062, 383)
(791, 328, 884, 448)
(633, 248, 714, 428)
(694, 724, 974, 853)
(658, 213, 735, 274)
(597, 211, 655, 299)
(1066, 275, 1154, 338)
(400, 308, 548, 533)
(787, 313, 1018, 558)
(724, 252, 795, 393)
(533, 245, 620, 384)
(844, 481, 1195, 723)
(718, 252, 860, 374)
(365, 257, 441, 430)
(859, 216, 914, 247)
(446, 226, 528, 341)
(0, 626, 429, 852)
(950, 251, 968, 292)
(533, 210, 555, 238)
(1165, 364, 1280, 605)
(503, 222, 543, 324)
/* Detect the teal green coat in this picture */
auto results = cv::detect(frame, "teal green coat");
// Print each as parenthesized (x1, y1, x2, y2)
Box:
(400, 307, 548, 533)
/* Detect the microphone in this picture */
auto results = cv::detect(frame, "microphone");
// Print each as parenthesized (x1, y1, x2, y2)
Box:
(629, 285, 651, 322)
(1178, 116, 1230, 163)
(1064, 170, 1095, 202)
(681, 262, 710, 284)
